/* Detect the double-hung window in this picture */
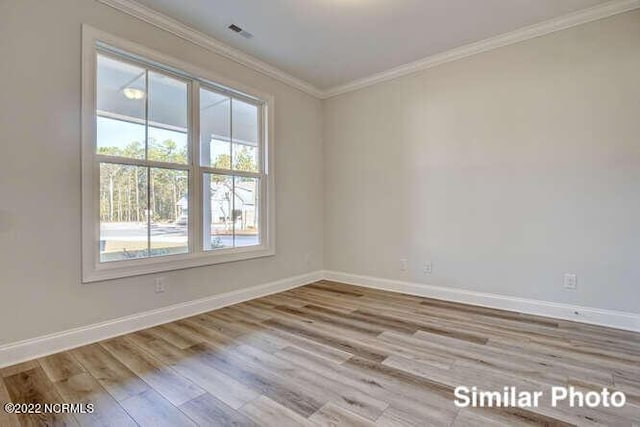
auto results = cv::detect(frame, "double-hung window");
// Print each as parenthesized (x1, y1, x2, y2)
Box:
(82, 26, 274, 282)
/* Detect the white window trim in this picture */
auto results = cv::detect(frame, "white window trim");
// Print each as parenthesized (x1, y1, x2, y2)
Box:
(82, 25, 275, 283)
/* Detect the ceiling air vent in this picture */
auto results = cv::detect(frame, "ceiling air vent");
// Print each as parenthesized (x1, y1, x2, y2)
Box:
(228, 24, 254, 39)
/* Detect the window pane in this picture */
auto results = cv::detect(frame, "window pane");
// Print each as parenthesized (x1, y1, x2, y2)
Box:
(232, 99, 259, 172)
(97, 116, 145, 158)
(100, 164, 148, 262)
(234, 176, 260, 247)
(200, 88, 231, 168)
(97, 54, 146, 159)
(150, 168, 189, 257)
(148, 71, 188, 164)
(203, 174, 260, 250)
(233, 144, 258, 173)
(203, 174, 234, 250)
(148, 126, 188, 164)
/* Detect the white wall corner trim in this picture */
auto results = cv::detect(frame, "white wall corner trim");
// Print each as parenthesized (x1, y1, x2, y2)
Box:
(322, 0, 640, 98)
(323, 271, 640, 333)
(0, 271, 323, 369)
(96, 0, 324, 98)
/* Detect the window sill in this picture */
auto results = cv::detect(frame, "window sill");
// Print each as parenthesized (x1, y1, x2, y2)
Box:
(83, 246, 275, 283)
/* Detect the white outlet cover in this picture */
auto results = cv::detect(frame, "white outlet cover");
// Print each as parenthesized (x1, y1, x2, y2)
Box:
(563, 273, 577, 290)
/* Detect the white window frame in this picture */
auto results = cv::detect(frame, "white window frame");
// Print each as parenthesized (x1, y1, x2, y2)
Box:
(82, 25, 275, 283)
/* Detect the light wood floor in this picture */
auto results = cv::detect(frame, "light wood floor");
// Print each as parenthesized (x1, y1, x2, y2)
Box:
(1, 281, 639, 426)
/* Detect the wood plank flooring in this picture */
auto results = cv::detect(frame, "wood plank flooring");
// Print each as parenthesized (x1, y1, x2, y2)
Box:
(1, 281, 639, 426)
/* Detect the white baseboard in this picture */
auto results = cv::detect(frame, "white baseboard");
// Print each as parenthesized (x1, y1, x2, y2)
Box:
(323, 271, 640, 333)
(2, 269, 637, 368)
(0, 271, 323, 368)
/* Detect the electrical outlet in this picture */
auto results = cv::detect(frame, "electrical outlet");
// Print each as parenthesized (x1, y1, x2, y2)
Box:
(423, 261, 432, 274)
(563, 273, 577, 290)
(155, 277, 166, 293)
(400, 259, 408, 272)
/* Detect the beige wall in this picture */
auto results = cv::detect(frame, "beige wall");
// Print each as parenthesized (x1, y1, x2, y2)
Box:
(0, 0, 324, 344)
(1, 1, 638, 346)
(324, 10, 640, 313)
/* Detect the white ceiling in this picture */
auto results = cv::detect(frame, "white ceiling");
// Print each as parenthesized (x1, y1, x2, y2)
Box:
(134, 0, 609, 91)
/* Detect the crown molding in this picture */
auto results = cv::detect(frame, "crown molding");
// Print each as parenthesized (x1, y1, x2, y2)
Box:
(323, 0, 640, 98)
(96, 0, 324, 98)
(97, 0, 639, 100)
